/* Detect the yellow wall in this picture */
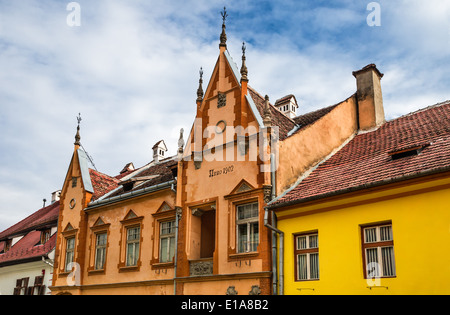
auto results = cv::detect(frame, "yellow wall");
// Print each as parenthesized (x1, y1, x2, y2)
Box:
(277, 176, 450, 295)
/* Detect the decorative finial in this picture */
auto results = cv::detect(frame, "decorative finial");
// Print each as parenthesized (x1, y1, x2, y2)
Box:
(221, 7, 228, 24)
(263, 95, 272, 127)
(178, 128, 185, 153)
(74, 113, 81, 146)
(197, 67, 204, 102)
(219, 7, 228, 48)
(240, 42, 248, 82)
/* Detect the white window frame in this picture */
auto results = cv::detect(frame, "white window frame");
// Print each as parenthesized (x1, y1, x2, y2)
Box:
(65, 237, 75, 272)
(94, 232, 107, 270)
(362, 224, 396, 278)
(126, 226, 140, 267)
(159, 220, 176, 263)
(295, 233, 319, 281)
(236, 202, 259, 253)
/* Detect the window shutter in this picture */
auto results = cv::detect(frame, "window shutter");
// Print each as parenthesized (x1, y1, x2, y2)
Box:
(38, 285, 46, 296)
(34, 276, 44, 286)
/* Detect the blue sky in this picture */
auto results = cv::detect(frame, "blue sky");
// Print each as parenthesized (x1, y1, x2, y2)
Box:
(0, 0, 449, 232)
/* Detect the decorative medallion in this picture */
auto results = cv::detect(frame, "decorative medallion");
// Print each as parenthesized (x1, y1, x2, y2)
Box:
(226, 286, 238, 295)
(249, 285, 261, 295)
(69, 198, 76, 209)
(216, 120, 227, 134)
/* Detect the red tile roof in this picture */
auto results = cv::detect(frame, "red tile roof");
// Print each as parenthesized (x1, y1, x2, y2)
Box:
(0, 232, 57, 266)
(106, 158, 176, 198)
(0, 201, 59, 266)
(248, 86, 297, 141)
(89, 169, 120, 201)
(269, 101, 450, 209)
(0, 201, 59, 240)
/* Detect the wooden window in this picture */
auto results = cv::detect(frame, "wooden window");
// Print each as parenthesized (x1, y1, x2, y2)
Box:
(236, 202, 259, 253)
(41, 229, 51, 244)
(362, 223, 396, 278)
(13, 277, 29, 295)
(65, 237, 75, 272)
(94, 233, 107, 270)
(4, 239, 12, 253)
(294, 232, 319, 281)
(126, 226, 140, 267)
(159, 221, 176, 263)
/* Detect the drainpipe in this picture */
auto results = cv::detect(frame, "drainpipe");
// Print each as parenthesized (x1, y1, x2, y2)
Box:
(264, 153, 284, 295)
(173, 207, 181, 295)
(264, 207, 284, 295)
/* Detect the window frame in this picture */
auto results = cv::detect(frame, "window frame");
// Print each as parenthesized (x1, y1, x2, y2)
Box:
(118, 211, 144, 272)
(236, 202, 259, 254)
(64, 236, 76, 272)
(361, 222, 396, 279)
(159, 220, 176, 263)
(125, 225, 141, 267)
(294, 232, 319, 281)
(94, 232, 108, 270)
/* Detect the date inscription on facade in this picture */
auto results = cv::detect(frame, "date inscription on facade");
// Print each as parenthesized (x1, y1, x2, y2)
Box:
(209, 165, 234, 178)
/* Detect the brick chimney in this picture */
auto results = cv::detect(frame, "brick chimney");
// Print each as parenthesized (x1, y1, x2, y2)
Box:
(352, 64, 385, 131)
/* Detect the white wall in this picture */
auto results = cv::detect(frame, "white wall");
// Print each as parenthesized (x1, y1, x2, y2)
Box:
(0, 255, 54, 295)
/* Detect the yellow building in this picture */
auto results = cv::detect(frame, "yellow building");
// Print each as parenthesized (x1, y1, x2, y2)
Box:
(268, 95, 450, 294)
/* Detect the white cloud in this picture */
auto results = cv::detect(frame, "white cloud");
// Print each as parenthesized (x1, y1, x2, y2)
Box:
(0, 0, 448, 232)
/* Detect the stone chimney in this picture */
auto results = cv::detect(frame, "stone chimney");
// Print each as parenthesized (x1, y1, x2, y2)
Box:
(352, 64, 385, 131)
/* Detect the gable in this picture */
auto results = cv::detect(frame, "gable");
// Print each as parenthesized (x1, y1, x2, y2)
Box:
(228, 179, 256, 196)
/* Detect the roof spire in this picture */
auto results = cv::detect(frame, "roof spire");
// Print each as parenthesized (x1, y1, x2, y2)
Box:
(197, 67, 204, 102)
(219, 7, 228, 48)
(240, 42, 248, 82)
(263, 95, 272, 127)
(74, 113, 82, 146)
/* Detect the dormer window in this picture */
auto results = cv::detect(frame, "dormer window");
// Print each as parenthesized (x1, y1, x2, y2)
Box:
(2, 239, 12, 253)
(40, 229, 51, 245)
(388, 143, 429, 160)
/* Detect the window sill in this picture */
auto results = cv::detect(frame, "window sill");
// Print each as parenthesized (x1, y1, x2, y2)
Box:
(151, 261, 174, 269)
(87, 269, 106, 276)
(118, 265, 140, 273)
(228, 251, 259, 260)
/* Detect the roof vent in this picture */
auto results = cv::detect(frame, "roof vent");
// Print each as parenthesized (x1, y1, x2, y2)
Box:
(388, 143, 429, 160)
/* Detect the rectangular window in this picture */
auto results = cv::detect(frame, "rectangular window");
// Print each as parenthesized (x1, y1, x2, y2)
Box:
(41, 229, 51, 245)
(65, 237, 75, 272)
(362, 223, 396, 278)
(126, 226, 140, 267)
(236, 202, 259, 253)
(160, 221, 176, 263)
(94, 233, 107, 270)
(294, 233, 319, 281)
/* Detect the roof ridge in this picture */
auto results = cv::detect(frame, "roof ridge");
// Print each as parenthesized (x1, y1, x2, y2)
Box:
(388, 99, 450, 122)
(0, 201, 60, 238)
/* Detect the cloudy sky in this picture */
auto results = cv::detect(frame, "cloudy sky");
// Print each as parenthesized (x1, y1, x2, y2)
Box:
(0, 0, 449, 232)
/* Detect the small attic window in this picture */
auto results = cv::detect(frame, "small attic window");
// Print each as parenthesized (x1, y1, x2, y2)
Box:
(388, 144, 429, 160)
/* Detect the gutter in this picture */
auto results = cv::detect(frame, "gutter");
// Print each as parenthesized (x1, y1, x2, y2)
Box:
(173, 207, 181, 295)
(264, 153, 284, 295)
(86, 180, 176, 211)
(268, 165, 450, 211)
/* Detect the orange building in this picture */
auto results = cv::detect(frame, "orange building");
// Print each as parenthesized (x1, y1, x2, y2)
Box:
(50, 10, 410, 295)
